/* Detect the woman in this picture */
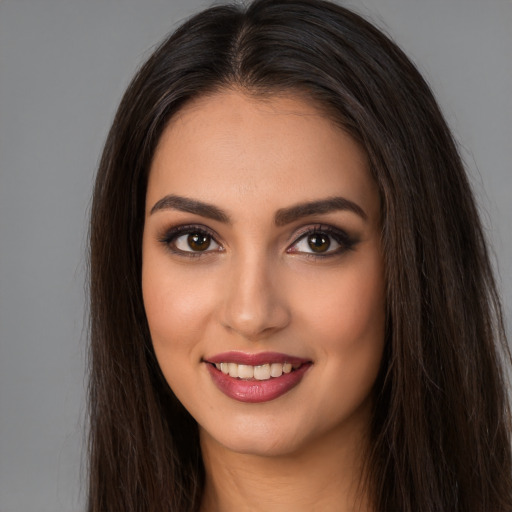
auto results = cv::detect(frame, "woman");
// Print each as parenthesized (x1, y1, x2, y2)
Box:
(87, 0, 512, 510)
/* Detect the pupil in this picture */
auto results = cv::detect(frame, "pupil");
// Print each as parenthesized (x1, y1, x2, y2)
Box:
(188, 233, 211, 251)
(308, 234, 330, 253)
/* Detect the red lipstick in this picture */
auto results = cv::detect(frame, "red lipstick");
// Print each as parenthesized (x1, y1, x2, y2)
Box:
(204, 351, 312, 403)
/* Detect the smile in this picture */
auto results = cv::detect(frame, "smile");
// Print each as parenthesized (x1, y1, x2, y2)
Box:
(214, 361, 300, 380)
(204, 352, 312, 403)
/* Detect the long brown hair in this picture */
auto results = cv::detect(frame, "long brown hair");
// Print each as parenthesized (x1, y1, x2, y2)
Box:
(88, 0, 512, 510)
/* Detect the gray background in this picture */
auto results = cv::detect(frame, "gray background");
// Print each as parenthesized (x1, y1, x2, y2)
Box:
(0, 0, 510, 511)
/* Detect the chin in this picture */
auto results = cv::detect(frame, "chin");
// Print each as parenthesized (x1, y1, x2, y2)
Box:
(199, 414, 314, 458)
(198, 392, 374, 462)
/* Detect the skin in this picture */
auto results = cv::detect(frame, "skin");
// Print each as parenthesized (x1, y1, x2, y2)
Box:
(142, 90, 385, 512)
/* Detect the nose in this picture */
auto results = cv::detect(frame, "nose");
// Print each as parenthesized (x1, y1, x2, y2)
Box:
(219, 253, 291, 341)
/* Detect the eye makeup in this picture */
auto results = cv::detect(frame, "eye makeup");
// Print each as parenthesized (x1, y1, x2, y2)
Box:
(156, 221, 359, 260)
(286, 224, 359, 259)
(157, 224, 223, 258)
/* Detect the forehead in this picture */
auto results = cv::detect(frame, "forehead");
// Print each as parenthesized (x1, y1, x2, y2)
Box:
(147, 90, 379, 222)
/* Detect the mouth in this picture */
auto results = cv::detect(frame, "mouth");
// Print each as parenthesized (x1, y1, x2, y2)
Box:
(208, 361, 304, 380)
(203, 352, 312, 403)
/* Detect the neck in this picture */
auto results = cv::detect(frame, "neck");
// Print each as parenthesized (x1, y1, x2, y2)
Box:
(199, 422, 373, 512)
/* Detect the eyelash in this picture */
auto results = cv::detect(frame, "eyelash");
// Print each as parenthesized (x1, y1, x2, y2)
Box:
(158, 224, 220, 258)
(288, 224, 357, 259)
(157, 223, 357, 259)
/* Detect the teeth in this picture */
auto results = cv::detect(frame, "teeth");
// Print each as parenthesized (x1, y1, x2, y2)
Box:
(238, 364, 254, 379)
(213, 361, 302, 380)
(228, 363, 238, 378)
(254, 364, 270, 380)
(270, 363, 283, 378)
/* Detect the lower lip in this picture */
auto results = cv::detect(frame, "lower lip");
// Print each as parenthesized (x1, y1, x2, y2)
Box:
(205, 363, 312, 403)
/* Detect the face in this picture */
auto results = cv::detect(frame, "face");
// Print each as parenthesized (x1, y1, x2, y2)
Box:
(142, 90, 386, 457)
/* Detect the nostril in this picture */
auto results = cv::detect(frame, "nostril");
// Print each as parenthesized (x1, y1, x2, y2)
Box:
(219, 278, 291, 340)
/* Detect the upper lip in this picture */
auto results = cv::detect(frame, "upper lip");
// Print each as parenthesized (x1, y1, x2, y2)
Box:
(204, 351, 311, 366)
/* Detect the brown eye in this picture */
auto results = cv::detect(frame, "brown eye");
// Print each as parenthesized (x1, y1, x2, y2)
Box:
(307, 234, 330, 253)
(187, 233, 211, 251)
(287, 227, 350, 257)
(169, 229, 221, 253)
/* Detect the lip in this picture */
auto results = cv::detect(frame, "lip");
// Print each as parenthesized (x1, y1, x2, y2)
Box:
(204, 352, 312, 403)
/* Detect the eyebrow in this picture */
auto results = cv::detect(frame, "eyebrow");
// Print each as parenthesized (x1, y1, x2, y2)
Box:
(150, 194, 231, 223)
(274, 196, 367, 226)
(150, 194, 367, 225)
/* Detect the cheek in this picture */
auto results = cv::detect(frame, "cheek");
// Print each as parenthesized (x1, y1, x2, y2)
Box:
(141, 251, 218, 368)
(293, 254, 385, 354)
(327, 277, 384, 351)
(142, 263, 214, 412)
(291, 250, 386, 415)
(299, 258, 386, 422)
